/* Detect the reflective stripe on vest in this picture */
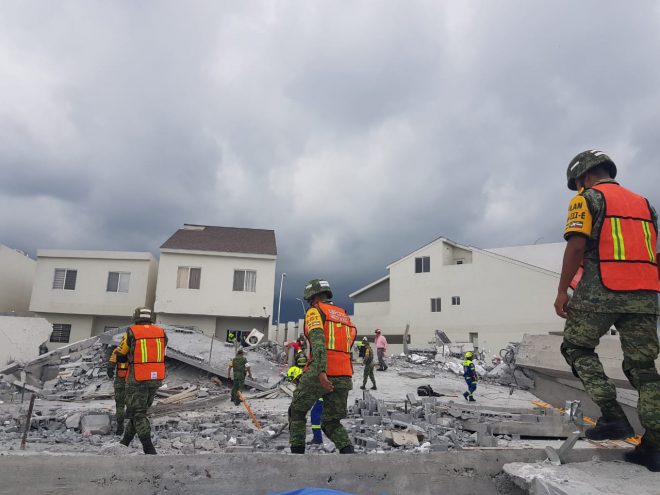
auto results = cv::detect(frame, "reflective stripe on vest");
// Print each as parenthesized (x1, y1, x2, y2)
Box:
(593, 183, 660, 292)
(304, 303, 357, 377)
(129, 324, 166, 382)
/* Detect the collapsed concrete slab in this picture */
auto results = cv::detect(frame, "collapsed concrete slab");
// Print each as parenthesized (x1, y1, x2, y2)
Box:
(0, 315, 52, 366)
(0, 449, 627, 495)
(503, 459, 657, 495)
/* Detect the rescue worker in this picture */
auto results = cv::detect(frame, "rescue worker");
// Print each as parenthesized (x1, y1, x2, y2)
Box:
(295, 353, 308, 368)
(286, 365, 324, 445)
(374, 329, 388, 371)
(288, 278, 357, 454)
(118, 307, 167, 455)
(462, 351, 477, 401)
(227, 331, 236, 344)
(360, 337, 377, 391)
(356, 338, 365, 359)
(555, 150, 660, 472)
(107, 344, 129, 435)
(228, 348, 252, 405)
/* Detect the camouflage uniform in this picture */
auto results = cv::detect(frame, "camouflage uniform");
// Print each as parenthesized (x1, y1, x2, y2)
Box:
(561, 179, 660, 445)
(116, 327, 166, 447)
(289, 306, 353, 450)
(114, 374, 127, 426)
(362, 344, 376, 389)
(230, 354, 248, 404)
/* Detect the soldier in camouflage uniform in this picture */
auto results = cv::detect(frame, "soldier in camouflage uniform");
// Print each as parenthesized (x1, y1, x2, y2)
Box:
(360, 337, 377, 390)
(118, 307, 167, 455)
(228, 349, 252, 405)
(289, 279, 356, 454)
(555, 150, 660, 472)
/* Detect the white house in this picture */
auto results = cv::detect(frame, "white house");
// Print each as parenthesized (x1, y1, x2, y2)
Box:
(29, 250, 158, 348)
(349, 237, 565, 358)
(0, 245, 36, 313)
(154, 224, 277, 341)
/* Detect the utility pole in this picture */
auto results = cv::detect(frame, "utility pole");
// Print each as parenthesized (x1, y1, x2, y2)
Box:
(276, 272, 286, 333)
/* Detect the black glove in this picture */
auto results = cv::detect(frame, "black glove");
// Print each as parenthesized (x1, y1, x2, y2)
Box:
(107, 367, 114, 379)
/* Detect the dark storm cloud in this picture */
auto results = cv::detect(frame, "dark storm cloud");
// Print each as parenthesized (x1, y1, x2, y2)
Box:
(1, 1, 660, 319)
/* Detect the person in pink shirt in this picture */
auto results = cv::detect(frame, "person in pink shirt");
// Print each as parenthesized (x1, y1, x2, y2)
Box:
(374, 329, 388, 371)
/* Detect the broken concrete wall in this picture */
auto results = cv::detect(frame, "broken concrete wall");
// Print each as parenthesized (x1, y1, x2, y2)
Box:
(0, 316, 52, 366)
(0, 245, 36, 313)
(0, 449, 625, 495)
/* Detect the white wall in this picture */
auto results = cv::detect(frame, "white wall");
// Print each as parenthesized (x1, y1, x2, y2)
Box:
(154, 251, 276, 319)
(0, 316, 52, 365)
(0, 245, 36, 313)
(352, 241, 565, 357)
(30, 251, 157, 316)
(156, 313, 218, 336)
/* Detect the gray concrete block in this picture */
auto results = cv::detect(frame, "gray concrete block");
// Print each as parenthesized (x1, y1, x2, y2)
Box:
(80, 414, 111, 435)
(363, 415, 381, 426)
(65, 413, 81, 430)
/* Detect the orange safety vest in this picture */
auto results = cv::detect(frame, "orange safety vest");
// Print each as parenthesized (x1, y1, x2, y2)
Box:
(305, 303, 357, 377)
(129, 324, 167, 382)
(593, 183, 660, 292)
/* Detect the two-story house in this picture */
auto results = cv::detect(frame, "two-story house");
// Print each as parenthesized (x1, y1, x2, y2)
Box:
(154, 225, 277, 341)
(349, 237, 564, 357)
(29, 250, 158, 348)
(0, 245, 36, 313)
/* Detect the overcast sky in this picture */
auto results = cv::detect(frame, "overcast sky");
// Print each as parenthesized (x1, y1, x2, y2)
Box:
(2, 1, 660, 321)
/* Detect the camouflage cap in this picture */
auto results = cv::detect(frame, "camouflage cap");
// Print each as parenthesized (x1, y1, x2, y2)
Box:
(133, 307, 153, 323)
(303, 278, 333, 301)
(566, 150, 617, 190)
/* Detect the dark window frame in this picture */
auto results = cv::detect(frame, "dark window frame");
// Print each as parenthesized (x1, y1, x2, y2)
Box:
(431, 297, 441, 312)
(415, 256, 431, 273)
(52, 269, 77, 290)
(50, 323, 72, 343)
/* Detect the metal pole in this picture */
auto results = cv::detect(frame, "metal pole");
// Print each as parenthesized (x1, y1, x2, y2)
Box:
(277, 272, 286, 327)
(295, 298, 306, 318)
(209, 336, 214, 366)
(20, 394, 36, 450)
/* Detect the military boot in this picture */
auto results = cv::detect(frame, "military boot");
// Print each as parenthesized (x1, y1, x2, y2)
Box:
(290, 445, 305, 454)
(139, 435, 157, 455)
(585, 416, 634, 441)
(119, 424, 136, 447)
(624, 437, 660, 472)
(339, 445, 355, 454)
(116, 421, 124, 436)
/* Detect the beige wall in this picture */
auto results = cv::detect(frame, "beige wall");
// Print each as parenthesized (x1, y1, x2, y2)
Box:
(352, 241, 565, 358)
(154, 251, 276, 319)
(156, 313, 218, 336)
(0, 245, 36, 312)
(37, 313, 94, 350)
(30, 250, 157, 316)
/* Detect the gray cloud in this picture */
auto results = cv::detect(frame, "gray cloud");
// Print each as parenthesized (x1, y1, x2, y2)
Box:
(1, 1, 659, 319)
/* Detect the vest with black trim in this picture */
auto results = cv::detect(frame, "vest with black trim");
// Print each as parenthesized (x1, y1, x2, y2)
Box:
(129, 324, 167, 382)
(593, 183, 660, 292)
(304, 302, 357, 377)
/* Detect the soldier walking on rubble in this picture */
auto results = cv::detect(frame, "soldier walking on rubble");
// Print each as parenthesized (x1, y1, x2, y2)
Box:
(288, 279, 357, 454)
(117, 307, 167, 455)
(360, 337, 377, 391)
(107, 344, 130, 435)
(555, 150, 660, 472)
(228, 348, 252, 405)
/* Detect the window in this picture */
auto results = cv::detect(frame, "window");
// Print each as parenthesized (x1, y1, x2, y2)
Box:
(107, 272, 130, 293)
(233, 269, 257, 292)
(415, 256, 430, 273)
(431, 297, 441, 312)
(52, 269, 77, 290)
(50, 324, 72, 343)
(455, 259, 464, 265)
(452, 296, 461, 305)
(177, 267, 201, 289)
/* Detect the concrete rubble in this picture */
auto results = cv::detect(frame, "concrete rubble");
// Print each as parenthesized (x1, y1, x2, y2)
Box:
(0, 330, 651, 494)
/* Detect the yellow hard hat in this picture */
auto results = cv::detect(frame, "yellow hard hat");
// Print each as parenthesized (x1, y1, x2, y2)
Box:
(465, 351, 474, 359)
(287, 366, 303, 382)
